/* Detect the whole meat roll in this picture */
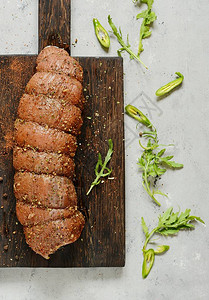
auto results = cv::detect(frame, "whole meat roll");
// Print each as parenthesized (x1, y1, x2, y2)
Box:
(13, 46, 85, 259)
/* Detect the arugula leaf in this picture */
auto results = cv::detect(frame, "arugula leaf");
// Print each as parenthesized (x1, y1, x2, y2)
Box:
(189, 216, 205, 224)
(159, 228, 180, 236)
(157, 149, 166, 157)
(141, 0, 154, 9)
(159, 207, 173, 223)
(141, 207, 204, 278)
(126, 104, 183, 206)
(178, 209, 191, 223)
(86, 139, 113, 195)
(141, 217, 149, 238)
(135, 1, 157, 56)
(160, 158, 184, 169)
(108, 15, 148, 69)
(157, 207, 205, 231)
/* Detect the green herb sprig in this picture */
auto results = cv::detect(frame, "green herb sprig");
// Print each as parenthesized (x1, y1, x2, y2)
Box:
(125, 105, 183, 206)
(136, 1, 156, 56)
(108, 15, 148, 69)
(141, 207, 204, 278)
(86, 139, 113, 196)
(133, 0, 156, 56)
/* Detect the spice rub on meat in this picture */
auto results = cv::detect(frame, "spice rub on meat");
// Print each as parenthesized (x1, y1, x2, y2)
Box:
(14, 172, 77, 209)
(18, 94, 83, 135)
(24, 212, 85, 259)
(36, 46, 69, 64)
(13, 46, 85, 259)
(36, 53, 83, 82)
(14, 120, 77, 155)
(16, 202, 76, 226)
(26, 72, 84, 108)
(13, 147, 75, 178)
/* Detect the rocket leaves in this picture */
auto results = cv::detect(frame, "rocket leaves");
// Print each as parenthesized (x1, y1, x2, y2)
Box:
(134, 0, 157, 56)
(141, 207, 204, 278)
(108, 15, 148, 69)
(86, 139, 113, 195)
(125, 104, 183, 206)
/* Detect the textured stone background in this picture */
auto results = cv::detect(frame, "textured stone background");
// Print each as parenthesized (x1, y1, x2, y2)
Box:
(0, 0, 208, 299)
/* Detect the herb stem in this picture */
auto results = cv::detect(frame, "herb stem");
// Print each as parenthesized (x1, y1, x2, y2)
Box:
(139, 139, 151, 150)
(138, 21, 145, 57)
(86, 139, 113, 196)
(125, 46, 148, 69)
(108, 15, 148, 69)
(86, 182, 95, 196)
(143, 228, 158, 251)
(86, 165, 106, 196)
(118, 36, 148, 69)
(142, 159, 161, 206)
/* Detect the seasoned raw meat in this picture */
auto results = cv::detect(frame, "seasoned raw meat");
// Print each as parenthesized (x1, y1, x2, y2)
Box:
(13, 146, 75, 177)
(18, 94, 83, 135)
(36, 53, 83, 82)
(14, 120, 77, 155)
(13, 46, 85, 259)
(36, 46, 69, 64)
(26, 72, 84, 108)
(24, 212, 85, 259)
(16, 202, 76, 226)
(14, 172, 77, 208)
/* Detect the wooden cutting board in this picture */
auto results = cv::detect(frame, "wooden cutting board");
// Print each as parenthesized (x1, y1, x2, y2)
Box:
(0, 0, 125, 267)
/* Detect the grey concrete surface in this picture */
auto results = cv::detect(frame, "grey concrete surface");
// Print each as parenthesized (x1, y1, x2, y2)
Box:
(0, 0, 208, 299)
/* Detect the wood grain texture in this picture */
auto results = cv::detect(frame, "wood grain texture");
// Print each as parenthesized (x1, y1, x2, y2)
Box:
(0, 56, 125, 267)
(39, 0, 71, 52)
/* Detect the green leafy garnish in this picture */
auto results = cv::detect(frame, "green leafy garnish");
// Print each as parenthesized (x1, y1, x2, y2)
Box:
(93, 18, 110, 49)
(155, 72, 184, 97)
(141, 207, 204, 278)
(138, 144, 183, 206)
(108, 15, 148, 69)
(134, 0, 157, 56)
(125, 104, 183, 206)
(86, 139, 113, 195)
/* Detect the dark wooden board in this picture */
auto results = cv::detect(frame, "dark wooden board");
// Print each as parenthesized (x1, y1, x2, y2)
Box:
(0, 0, 125, 267)
(0, 55, 125, 267)
(39, 0, 71, 52)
